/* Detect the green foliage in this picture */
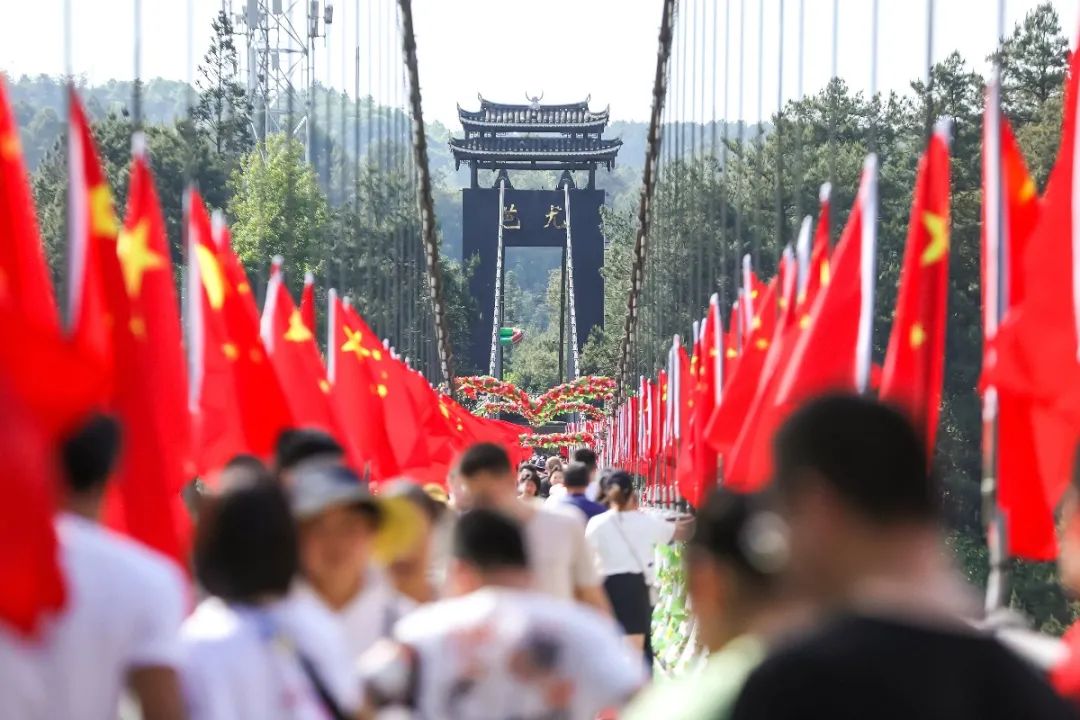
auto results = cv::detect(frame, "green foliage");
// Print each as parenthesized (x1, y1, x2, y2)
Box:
(227, 134, 329, 282)
(192, 10, 254, 164)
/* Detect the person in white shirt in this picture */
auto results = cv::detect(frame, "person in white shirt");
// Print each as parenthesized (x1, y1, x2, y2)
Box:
(360, 508, 645, 719)
(586, 470, 692, 657)
(0, 414, 187, 720)
(455, 443, 611, 614)
(181, 465, 359, 720)
(289, 464, 415, 662)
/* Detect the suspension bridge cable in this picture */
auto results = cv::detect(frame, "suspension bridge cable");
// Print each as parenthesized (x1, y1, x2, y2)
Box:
(753, 0, 764, 271)
(397, 0, 455, 388)
(617, 0, 676, 397)
(775, 0, 785, 259)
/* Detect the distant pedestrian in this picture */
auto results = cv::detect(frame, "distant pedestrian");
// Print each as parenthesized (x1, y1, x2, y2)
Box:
(547, 462, 606, 521)
(360, 508, 644, 719)
(585, 470, 691, 658)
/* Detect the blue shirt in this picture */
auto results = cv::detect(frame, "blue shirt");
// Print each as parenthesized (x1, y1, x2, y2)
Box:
(559, 492, 607, 521)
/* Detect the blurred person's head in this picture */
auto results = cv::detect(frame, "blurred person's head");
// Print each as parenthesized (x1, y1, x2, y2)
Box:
(291, 464, 383, 609)
(545, 456, 564, 476)
(60, 414, 122, 518)
(456, 443, 515, 508)
(1057, 443, 1080, 595)
(274, 428, 344, 486)
(685, 489, 786, 652)
(571, 447, 598, 479)
(563, 462, 592, 495)
(772, 394, 938, 605)
(603, 470, 637, 511)
(549, 468, 565, 488)
(448, 508, 530, 595)
(377, 480, 445, 603)
(518, 467, 541, 498)
(194, 468, 297, 604)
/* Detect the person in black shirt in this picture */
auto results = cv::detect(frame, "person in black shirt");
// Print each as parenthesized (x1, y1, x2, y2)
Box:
(731, 394, 1076, 720)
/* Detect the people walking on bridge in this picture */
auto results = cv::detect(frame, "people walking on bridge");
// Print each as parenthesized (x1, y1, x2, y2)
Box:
(454, 443, 611, 615)
(547, 462, 607, 521)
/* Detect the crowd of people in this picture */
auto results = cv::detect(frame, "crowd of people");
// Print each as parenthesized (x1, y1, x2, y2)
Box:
(6, 393, 1080, 719)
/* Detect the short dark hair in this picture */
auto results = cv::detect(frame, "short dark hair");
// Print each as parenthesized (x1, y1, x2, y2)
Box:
(194, 469, 298, 602)
(689, 489, 784, 585)
(61, 414, 122, 493)
(773, 393, 937, 523)
(453, 508, 528, 571)
(563, 462, 592, 489)
(571, 447, 598, 471)
(457, 443, 512, 479)
(274, 428, 344, 472)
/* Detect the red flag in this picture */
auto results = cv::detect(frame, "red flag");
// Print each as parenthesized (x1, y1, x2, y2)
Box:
(300, 271, 316, 332)
(95, 138, 192, 568)
(982, 67, 1073, 560)
(260, 256, 338, 433)
(187, 193, 290, 476)
(0, 75, 57, 332)
(775, 155, 879, 407)
(328, 293, 398, 480)
(0, 378, 66, 637)
(880, 121, 952, 456)
(704, 266, 780, 454)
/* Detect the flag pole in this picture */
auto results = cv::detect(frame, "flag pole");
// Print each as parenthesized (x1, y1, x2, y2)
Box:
(982, 0, 1010, 614)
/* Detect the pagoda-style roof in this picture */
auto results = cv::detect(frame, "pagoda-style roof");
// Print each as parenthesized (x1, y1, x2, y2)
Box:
(458, 95, 610, 133)
(449, 136, 622, 170)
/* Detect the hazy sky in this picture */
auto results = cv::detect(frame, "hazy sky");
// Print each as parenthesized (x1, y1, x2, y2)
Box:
(2, 0, 1077, 127)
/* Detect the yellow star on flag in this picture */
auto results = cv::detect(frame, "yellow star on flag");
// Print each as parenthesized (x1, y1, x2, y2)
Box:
(222, 342, 239, 360)
(1019, 177, 1037, 202)
(909, 322, 927, 349)
(195, 244, 227, 310)
(90, 184, 119, 237)
(284, 310, 313, 343)
(318, 379, 331, 394)
(341, 326, 373, 360)
(920, 212, 949, 266)
(117, 218, 164, 299)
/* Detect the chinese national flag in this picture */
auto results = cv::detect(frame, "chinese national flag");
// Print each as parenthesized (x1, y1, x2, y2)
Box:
(704, 271, 779, 455)
(260, 256, 338, 433)
(300, 271, 316, 332)
(775, 155, 879, 407)
(0, 377, 66, 637)
(0, 82, 102, 438)
(0, 75, 57, 333)
(982, 67, 1077, 560)
(880, 122, 952, 456)
(96, 141, 192, 568)
(328, 293, 399, 480)
(187, 191, 290, 477)
(725, 248, 800, 491)
(726, 191, 836, 491)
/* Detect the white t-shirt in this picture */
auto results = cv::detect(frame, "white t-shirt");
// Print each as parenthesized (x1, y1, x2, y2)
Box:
(292, 567, 415, 662)
(585, 510, 676, 584)
(522, 507, 601, 601)
(180, 595, 360, 720)
(362, 587, 645, 720)
(0, 513, 187, 720)
(547, 480, 599, 502)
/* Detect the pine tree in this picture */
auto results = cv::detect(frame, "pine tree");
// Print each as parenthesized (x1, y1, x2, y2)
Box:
(193, 10, 253, 161)
(994, 2, 1069, 124)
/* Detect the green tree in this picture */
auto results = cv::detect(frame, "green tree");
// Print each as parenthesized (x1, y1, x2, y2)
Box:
(228, 133, 328, 281)
(995, 3, 1069, 125)
(193, 10, 253, 162)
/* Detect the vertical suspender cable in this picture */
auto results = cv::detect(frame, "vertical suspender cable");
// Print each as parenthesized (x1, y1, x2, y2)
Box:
(753, 0, 764, 271)
(133, 0, 143, 130)
(709, 0, 719, 302)
(775, 0, 785, 259)
(564, 184, 580, 379)
(736, 0, 746, 279)
(720, 0, 731, 312)
(691, 0, 700, 315)
(489, 178, 505, 376)
(983, 0, 1009, 614)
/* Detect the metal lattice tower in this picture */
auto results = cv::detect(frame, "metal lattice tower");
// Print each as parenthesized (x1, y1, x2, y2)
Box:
(227, 0, 328, 152)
